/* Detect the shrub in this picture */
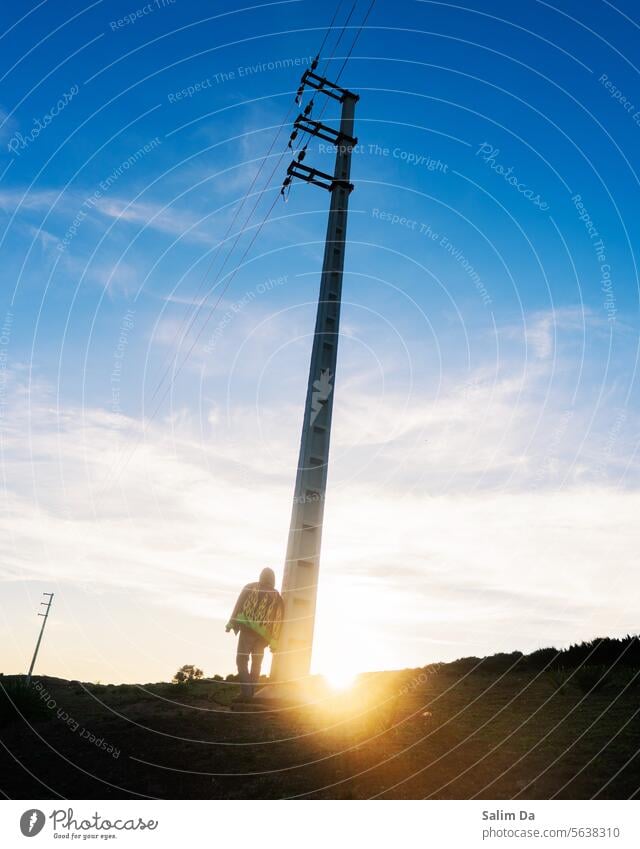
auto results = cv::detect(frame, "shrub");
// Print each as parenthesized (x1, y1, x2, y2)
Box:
(172, 665, 204, 685)
(207, 684, 239, 707)
(573, 664, 640, 695)
(554, 637, 640, 671)
(523, 647, 559, 671)
(574, 665, 610, 693)
(549, 668, 572, 692)
(517, 637, 640, 675)
(0, 678, 50, 727)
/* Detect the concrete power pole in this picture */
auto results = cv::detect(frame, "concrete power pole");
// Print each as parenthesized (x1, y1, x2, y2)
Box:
(26, 592, 54, 684)
(271, 71, 358, 684)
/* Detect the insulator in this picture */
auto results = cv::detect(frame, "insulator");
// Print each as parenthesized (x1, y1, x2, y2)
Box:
(280, 178, 291, 202)
(303, 100, 313, 117)
(295, 85, 304, 105)
(287, 130, 298, 149)
(297, 148, 306, 163)
(311, 56, 318, 71)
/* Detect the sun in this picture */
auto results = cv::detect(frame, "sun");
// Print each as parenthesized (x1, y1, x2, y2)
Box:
(324, 667, 357, 691)
(312, 593, 363, 690)
(313, 636, 360, 690)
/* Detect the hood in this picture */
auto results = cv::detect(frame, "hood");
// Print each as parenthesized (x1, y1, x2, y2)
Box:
(259, 567, 276, 589)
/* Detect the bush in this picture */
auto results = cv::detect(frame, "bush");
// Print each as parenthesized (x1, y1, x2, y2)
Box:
(507, 636, 640, 676)
(523, 647, 559, 671)
(572, 664, 640, 695)
(553, 637, 640, 671)
(549, 668, 572, 692)
(448, 652, 523, 675)
(0, 678, 50, 727)
(207, 684, 239, 707)
(574, 665, 611, 694)
(172, 665, 204, 685)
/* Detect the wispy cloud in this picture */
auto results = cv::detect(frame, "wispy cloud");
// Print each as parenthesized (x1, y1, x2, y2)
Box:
(0, 188, 60, 213)
(1, 299, 637, 682)
(0, 187, 212, 244)
(91, 196, 208, 242)
(1, 404, 638, 680)
(1, 322, 638, 682)
(0, 105, 16, 141)
(503, 306, 614, 361)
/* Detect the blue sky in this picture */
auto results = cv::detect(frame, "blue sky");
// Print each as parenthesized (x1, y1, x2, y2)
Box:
(1, 0, 640, 683)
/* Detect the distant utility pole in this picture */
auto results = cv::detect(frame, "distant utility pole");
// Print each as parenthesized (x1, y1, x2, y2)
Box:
(26, 592, 54, 684)
(271, 69, 358, 684)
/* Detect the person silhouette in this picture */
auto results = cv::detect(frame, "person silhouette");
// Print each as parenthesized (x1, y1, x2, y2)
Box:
(226, 567, 284, 701)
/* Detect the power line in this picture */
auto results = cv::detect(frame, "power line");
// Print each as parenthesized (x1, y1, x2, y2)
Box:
(136, 146, 298, 472)
(321, 0, 358, 77)
(149, 3, 373, 417)
(100, 165, 293, 493)
(335, 0, 376, 82)
(98, 0, 373, 494)
(317, 0, 345, 56)
(167, 0, 375, 435)
(102, 190, 282, 492)
(147, 1, 350, 410)
(155, 192, 282, 421)
(292, 0, 370, 156)
(147, 114, 295, 408)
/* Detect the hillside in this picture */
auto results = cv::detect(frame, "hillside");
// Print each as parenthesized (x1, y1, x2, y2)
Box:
(2, 639, 639, 799)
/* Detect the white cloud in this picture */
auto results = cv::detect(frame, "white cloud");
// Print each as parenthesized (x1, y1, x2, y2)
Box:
(503, 306, 614, 361)
(0, 105, 17, 141)
(0, 188, 211, 244)
(90, 196, 208, 243)
(88, 260, 139, 298)
(0, 188, 60, 213)
(1, 348, 639, 683)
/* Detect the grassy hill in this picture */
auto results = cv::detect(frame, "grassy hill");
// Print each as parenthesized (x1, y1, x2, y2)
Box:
(2, 637, 640, 799)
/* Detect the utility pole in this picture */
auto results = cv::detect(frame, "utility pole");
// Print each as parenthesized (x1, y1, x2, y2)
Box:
(271, 70, 358, 684)
(26, 592, 54, 684)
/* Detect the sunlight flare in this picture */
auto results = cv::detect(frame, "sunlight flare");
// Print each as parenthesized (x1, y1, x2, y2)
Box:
(324, 667, 357, 691)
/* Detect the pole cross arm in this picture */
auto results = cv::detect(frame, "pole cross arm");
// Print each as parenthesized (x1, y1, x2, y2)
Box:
(300, 70, 359, 103)
(294, 115, 357, 147)
(287, 161, 354, 193)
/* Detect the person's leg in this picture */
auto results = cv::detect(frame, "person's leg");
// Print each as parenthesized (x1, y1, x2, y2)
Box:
(236, 629, 252, 700)
(248, 634, 266, 698)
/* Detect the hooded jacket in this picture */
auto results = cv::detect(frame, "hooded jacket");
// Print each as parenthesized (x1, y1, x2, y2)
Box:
(228, 568, 284, 648)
